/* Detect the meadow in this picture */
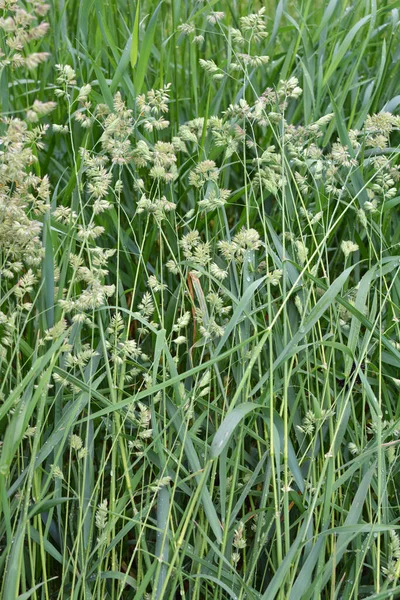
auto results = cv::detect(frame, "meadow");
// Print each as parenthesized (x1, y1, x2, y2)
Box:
(1, 0, 400, 598)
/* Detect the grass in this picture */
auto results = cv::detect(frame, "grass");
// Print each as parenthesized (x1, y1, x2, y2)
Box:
(0, 0, 400, 598)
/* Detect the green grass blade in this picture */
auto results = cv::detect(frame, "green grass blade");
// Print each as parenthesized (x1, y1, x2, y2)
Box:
(134, 1, 162, 94)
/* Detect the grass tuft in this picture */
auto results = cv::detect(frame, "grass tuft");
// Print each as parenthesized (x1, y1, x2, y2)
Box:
(0, 1, 400, 598)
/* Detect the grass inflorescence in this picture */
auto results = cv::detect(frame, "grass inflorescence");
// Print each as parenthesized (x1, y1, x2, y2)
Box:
(0, 0, 400, 598)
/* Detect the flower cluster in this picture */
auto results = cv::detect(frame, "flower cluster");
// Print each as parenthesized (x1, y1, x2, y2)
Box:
(0, 0, 50, 69)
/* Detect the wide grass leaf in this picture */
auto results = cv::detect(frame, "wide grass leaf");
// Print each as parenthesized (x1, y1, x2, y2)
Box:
(134, 1, 162, 94)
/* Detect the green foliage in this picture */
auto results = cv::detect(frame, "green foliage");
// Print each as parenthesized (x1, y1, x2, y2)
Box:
(0, 0, 400, 599)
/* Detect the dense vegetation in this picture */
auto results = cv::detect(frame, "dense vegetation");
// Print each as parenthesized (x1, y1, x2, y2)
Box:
(1, 0, 400, 598)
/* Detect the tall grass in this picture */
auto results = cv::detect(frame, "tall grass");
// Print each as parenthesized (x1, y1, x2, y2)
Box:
(1, 0, 400, 598)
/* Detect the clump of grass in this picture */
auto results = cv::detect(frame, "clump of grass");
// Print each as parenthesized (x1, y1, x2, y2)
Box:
(1, 1, 400, 599)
